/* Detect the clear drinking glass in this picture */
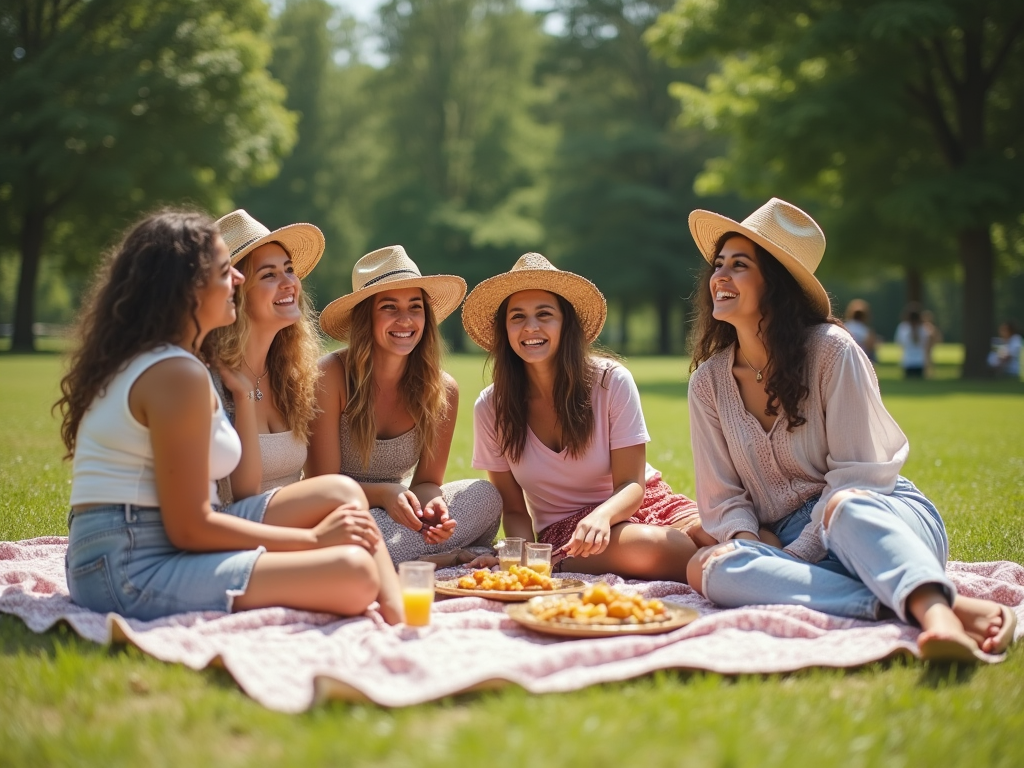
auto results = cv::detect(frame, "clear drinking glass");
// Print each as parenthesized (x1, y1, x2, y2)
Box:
(524, 542, 553, 576)
(398, 561, 435, 627)
(497, 537, 525, 571)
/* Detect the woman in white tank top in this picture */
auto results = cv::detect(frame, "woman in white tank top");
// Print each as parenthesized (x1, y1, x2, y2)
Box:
(205, 210, 324, 498)
(56, 210, 404, 623)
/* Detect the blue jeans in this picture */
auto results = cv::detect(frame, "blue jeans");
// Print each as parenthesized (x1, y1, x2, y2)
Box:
(702, 478, 953, 623)
(65, 492, 275, 621)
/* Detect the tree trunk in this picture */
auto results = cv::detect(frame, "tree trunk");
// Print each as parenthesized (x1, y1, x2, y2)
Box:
(618, 300, 629, 354)
(905, 266, 923, 305)
(656, 291, 672, 355)
(11, 206, 47, 353)
(958, 227, 995, 378)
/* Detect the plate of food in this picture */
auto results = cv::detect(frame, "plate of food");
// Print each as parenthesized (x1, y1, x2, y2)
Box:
(435, 565, 586, 602)
(505, 582, 699, 637)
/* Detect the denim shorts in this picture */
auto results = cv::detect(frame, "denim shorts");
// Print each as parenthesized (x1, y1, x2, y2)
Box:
(65, 491, 277, 621)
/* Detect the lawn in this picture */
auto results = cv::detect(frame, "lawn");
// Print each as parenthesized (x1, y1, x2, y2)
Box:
(1, 349, 1023, 767)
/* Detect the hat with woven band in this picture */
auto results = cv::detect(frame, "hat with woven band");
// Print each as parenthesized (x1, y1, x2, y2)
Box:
(688, 198, 831, 317)
(319, 245, 467, 342)
(461, 253, 607, 352)
(216, 209, 325, 279)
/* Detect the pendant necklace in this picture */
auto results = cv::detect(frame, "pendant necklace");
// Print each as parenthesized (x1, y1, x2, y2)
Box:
(242, 358, 269, 401)
(738, 348, 765, 383)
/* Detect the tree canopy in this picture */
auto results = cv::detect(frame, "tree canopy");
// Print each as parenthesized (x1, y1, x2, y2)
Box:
(647, 0, 1024, 375)
(1, 0, 295, 351)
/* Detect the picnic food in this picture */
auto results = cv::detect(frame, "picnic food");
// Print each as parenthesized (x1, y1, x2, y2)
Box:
(456, 564, 554, 591)
(527, 582, 669, 625)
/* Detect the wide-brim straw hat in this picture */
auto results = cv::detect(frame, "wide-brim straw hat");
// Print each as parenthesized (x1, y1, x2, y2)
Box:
(461, 252, 607, 352)
(216, 209, 325, 279)
(319, 245, 467, 341)
(688, 197, 831, 317)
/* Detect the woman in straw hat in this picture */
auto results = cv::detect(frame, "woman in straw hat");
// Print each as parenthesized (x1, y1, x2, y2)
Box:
(462, 254, 701, 580)
(58, 210, 403, 623)
(207, 209, 325, 498)
(307, 246, 502, 567)
(684, 198, 1015, 662)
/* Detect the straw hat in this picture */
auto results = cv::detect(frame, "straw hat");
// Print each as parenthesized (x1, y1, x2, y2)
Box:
(688, 198, 831, 317)
(461, 253, 607, 352)
(216, 209, 325, 279)
(318, 245, 467, 341)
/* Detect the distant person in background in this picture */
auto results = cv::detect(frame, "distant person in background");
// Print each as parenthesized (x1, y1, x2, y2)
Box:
(921, 309, 942, 376)
(843, 299, 877, 363)
(895, 304, 931, 379)
(988, 320, 1022, 379)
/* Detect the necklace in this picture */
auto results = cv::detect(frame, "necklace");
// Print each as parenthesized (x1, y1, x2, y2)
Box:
(738, 348, 766, 383)
(242, 358, 269, 401)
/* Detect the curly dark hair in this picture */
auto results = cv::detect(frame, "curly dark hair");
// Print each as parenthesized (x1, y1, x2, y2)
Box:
(489, 293, 609, 462)
(56, 209, 221, 457)
(689, 232, 839, 430)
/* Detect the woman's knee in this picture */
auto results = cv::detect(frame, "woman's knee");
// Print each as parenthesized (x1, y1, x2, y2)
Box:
(823, 489, 874, 531)
(330, 546, 380, 613)
(320, 474, 368, 509)
(687, 542, 739, 597)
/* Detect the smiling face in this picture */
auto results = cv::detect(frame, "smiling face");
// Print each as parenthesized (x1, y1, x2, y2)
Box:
(195, 235, 244, 334)
(505, 289, 563, 365)
(710, 235, 766, 330)
(371, 287, 426, 356)
(241, 242, 302, 333)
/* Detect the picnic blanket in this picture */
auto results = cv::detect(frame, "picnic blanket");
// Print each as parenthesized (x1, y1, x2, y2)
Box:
(2, 536, 1022, 712)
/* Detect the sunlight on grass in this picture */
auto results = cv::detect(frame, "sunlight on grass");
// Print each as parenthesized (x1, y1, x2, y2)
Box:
(1, 351, 1023, 766)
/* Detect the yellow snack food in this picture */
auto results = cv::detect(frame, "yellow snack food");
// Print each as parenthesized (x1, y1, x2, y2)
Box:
(456, 564, 555, 592)
(527, 582, 669, 626)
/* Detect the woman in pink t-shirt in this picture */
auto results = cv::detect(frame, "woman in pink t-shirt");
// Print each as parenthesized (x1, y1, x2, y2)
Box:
(461, 253, 700, 581)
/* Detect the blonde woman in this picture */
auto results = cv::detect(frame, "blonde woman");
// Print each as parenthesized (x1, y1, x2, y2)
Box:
(207, 209, 324, 498)
(307, 246, 502, 566)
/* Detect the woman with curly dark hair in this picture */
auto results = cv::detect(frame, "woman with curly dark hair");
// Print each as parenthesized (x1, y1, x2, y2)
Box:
(57, 210, 402, 623)
(684, 198, 1015, 662)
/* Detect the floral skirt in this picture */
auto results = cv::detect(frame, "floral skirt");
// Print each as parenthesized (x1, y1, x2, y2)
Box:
(537, 473, 700, 556)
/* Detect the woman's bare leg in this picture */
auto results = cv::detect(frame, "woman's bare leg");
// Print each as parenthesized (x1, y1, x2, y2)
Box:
(371, 543, 404, 625)
(558, 522, 697, 582)
(233, 545, 380, 616)
(261, 475, 367, 528)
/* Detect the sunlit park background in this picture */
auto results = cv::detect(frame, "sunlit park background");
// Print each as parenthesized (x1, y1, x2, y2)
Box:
(2, 0, 1024, 765)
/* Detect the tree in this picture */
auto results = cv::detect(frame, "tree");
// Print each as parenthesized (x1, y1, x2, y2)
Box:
(647, 0, 1024, 376)
(541, 0, 742, 354)
(233, 0, 384, 306)
(0, 0, 295, 351)
(369, 0, 555, 348)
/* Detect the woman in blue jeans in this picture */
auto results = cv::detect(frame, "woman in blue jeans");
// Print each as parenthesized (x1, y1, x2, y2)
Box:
(56, 210, 403, 623)
(684, 198, 1016, 662)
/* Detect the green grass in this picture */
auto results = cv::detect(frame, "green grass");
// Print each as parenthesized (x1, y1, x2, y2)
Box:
(2, 351, 1024, 767)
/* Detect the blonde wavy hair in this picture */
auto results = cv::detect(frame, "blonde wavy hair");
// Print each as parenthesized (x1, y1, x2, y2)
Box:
(209, 247, 322, 439)
(343, 293, 448, 469)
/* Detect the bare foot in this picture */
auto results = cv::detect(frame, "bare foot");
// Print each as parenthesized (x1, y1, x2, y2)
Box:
(917, 601, 984, 662)
(953, 595, 1016, 654)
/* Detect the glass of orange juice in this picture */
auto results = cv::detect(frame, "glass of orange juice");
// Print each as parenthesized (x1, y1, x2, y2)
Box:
(525, 542, 553, 576)
(399, 561, 435, 627)
(497, 537, 525, 571)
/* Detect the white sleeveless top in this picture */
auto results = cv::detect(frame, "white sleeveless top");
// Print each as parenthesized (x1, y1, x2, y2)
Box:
(70, 345, 242, 507)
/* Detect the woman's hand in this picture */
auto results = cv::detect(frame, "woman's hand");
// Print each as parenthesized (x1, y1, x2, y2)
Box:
(562, 510, 614, 559)
(381, 484, 425, 531)
(463, 555, 499, 570)
(419, 496, 456, 544)
(216, 363, 252, 400)
(311, 504, 382, 551)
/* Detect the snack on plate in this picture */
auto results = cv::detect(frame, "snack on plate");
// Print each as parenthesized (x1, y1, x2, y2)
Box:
(456, 564, 554, 592)
(527, 582, 668, 625)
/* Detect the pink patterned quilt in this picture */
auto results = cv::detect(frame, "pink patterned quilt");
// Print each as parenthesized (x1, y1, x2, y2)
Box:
(2, 537, 1021, 712)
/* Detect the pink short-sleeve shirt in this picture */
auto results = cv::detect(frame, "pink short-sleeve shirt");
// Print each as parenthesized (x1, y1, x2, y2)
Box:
(472, 360, 653, 532)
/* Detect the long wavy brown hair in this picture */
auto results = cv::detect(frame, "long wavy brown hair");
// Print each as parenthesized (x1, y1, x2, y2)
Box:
(342, 292, 448, 469)
(56, 209, 220, 458)
(489, 293, 614, 462)
(205, 247, 321, 439)
(689, 232, 839, 430)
